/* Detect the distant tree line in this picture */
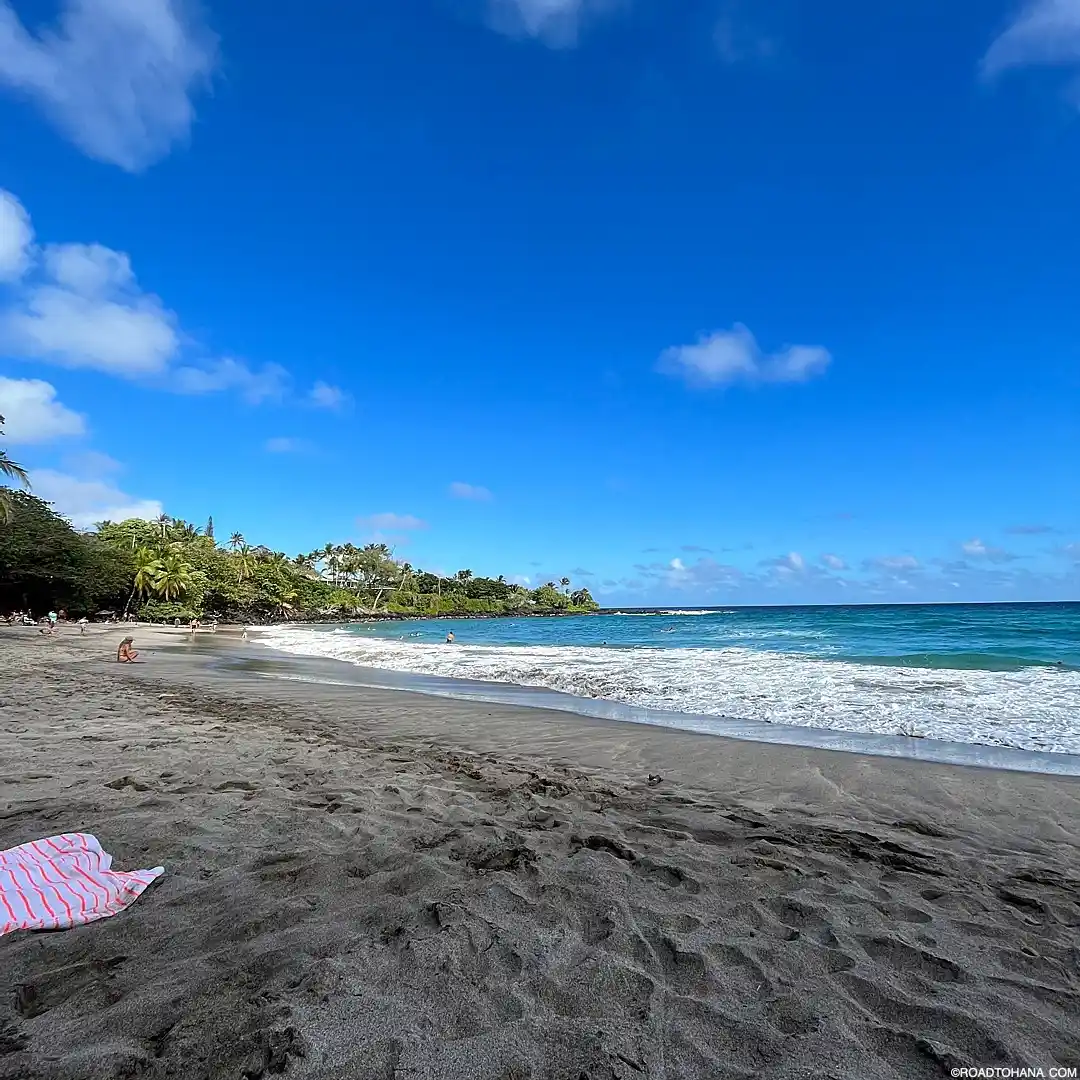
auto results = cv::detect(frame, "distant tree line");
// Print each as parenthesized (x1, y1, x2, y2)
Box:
(0, 491, 599, 622)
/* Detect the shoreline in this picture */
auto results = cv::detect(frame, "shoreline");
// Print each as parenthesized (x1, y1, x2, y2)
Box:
(3, 626, 1080, 1078)
(244, 626, 1080, 776)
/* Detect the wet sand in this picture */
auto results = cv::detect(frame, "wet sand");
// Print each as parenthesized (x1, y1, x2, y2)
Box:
(2, 625, 1079, 1079)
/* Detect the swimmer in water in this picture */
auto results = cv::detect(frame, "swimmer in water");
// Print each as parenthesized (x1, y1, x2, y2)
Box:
(446, 631, 455, 644)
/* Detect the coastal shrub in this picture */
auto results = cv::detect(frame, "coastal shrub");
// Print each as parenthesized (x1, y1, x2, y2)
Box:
(137, 600, 197, 623)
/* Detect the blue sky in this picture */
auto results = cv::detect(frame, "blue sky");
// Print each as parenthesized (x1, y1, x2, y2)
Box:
(0, 0, 1078, 605)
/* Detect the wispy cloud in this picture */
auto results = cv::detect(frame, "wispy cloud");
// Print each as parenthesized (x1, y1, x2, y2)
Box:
(449, 481, 493, 501)
(961, 538, 1019, 563)
(357, 512, 428, 533)
(0, 376, 85, 443)
(28, 467, 161, 528)
(309, 381, 350, 410)
(0, 0, 217, 170)
(1005, 523, 1057, 535)
(821, 553, 846, 570)
(0, 187, 338, 406)
(487, 0, 619, 47)
(982, 0, 1080, 83)
(762, 551, 806, 574)
(0, 189, 32, 281)
(714, 2, 776, 65)
(264, 436, 311, 454)
(63, 449, 121, 477)
(681, 544, 712, 554)
(173, 357, 289, 404)
(658, 324, 831, 389)
(659, 556, 745, 593)
(864, 555, 920, 572)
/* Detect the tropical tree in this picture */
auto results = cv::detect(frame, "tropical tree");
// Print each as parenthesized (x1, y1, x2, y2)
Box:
(229, 532, 245, 551)
(154, 513, 172, 541)
(153, 554, 192, 602)
(0, 414, 31, 524)
(124, 547, 162, 618)
(235, 543, 253, 583)
(560, 576, 571, 595)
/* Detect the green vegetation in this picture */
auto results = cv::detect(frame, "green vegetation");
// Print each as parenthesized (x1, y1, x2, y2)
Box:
(0, 491, 599, 621)
(0, 415, 30, 524)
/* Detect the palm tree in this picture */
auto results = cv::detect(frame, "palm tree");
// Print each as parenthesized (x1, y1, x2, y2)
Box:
(124, 548, 162, 618)
(0, 414, 30, 524)
(236, 543, 253, 583)
(171, 519, 201, 541)
(229, 532, 245, 551)
(155, 513, 172, 541)
(561, 576, 571, 595)
(152, 554, 192, 603)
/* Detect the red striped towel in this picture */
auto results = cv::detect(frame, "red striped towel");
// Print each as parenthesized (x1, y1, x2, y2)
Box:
(0, 833, 164, 936)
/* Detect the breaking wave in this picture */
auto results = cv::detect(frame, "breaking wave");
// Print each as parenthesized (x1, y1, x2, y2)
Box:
(255, 627, 1080, 755)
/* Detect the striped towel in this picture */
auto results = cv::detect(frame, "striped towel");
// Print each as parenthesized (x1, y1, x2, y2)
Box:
(0, 833, 164, 937)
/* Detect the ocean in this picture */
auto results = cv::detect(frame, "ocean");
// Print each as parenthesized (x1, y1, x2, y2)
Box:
(257, 602, 1080, 756)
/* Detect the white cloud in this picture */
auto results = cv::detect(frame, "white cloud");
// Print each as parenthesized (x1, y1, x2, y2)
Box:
(0, 0, 217, 171)
(4, 241, 180, 376)
(0, 376, 85, 443)
(867, 555, 920, 571)
(357, 512, 428, 532)
(264, 436, 310, 454)
(821, 553, 846, 570)
(961, 538, 1018, 563)
(173, 358, 289, 404)
(658, 324, 831, 389)
(487, 0, 617, 46)
(0, 188, 32, 281)
(449, 481, 493, 501)
(309, 381, 349, 410)
(982, 0, 1080, 80)
(0, 191, 304, 405)
(765, 551, 806, 573)
(670, 557, 686, 571)
(29, 467, 161, 527)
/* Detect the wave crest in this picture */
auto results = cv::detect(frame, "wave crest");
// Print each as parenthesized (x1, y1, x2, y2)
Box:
(255, 629, 1080, 755)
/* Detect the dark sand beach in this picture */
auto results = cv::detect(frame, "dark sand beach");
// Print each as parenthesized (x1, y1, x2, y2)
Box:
(2, 625, 1079, 1079)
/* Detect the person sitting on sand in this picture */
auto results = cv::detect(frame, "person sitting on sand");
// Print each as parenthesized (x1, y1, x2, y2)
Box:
(117, 637, 139, 663)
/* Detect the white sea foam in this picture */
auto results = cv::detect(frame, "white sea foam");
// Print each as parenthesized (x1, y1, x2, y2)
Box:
(255, 629, 1080, 755)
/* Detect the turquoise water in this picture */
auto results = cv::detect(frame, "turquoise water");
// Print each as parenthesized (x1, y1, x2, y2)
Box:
(361, 603, 1080, 671)
(261, 603, 1080, 754)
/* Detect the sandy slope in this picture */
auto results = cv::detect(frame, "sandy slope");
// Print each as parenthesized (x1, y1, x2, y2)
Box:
(1, 626, 1078, 1079)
